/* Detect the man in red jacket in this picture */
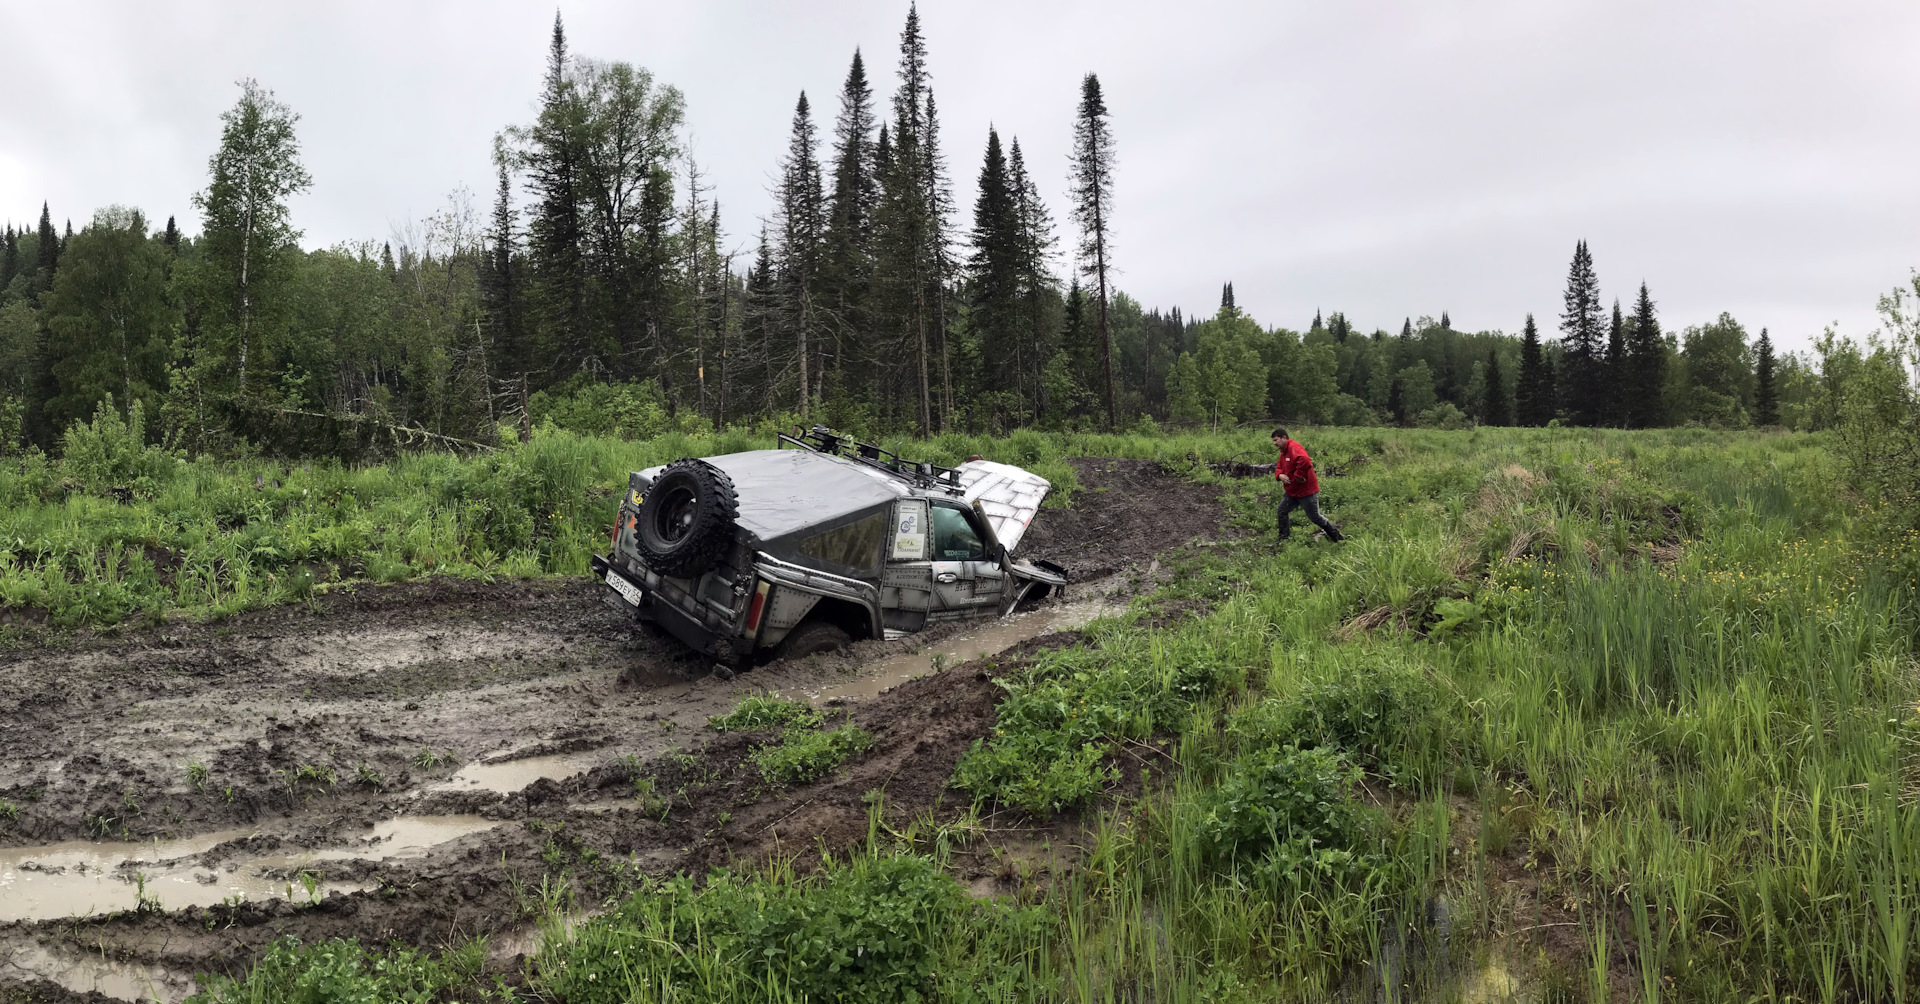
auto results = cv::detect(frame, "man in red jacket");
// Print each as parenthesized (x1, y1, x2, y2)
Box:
(1273, 428, 1343, 544)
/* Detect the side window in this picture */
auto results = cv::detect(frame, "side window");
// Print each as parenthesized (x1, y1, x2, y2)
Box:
(800, 512, 888, 572)
(930, 505, 985, 561)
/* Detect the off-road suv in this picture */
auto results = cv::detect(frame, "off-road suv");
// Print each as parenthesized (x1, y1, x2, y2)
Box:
(591, 427, 1068, 666)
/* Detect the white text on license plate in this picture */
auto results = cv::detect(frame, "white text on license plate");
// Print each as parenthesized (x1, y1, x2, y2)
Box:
(606, 570, 644, 606)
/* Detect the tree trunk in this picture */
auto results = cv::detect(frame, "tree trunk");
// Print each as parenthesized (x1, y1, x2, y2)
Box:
(915, 290, 931, 436)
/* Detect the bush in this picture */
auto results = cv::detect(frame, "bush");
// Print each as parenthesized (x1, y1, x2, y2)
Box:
(187, 936, 484, 1004)
(709, 693, 823, 732)
(1229, 666, 1443, 781)
(547, 853, 965, 1004)
(753, 723, 874, 784)
(60, 397, 177, 498)
(528, 376, 671, 440)
(1194, 745, 1372, 870)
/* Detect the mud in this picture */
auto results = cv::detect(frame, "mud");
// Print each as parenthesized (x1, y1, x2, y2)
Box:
(0, 458, 1228, 1003)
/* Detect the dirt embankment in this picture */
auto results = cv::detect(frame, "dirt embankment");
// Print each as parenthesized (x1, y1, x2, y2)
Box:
(0, 458, 1228, 1003)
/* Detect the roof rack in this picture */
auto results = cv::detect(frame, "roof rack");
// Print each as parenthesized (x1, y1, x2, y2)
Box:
(777, 425, 964, 494)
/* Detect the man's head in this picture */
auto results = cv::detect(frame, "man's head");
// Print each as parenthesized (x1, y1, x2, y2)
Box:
(1271, 427, 1289, 448)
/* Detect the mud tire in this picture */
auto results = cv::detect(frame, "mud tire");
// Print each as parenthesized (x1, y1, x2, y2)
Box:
(635, 459, 739, 577)
(781, 620, 850, 659)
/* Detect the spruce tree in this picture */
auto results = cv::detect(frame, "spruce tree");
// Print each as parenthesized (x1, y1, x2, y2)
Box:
(775, 91, 825, 418)
(1068, 72, 1118, 429)
(523, 12, 586, 375)
(1310, 309, 1323, 333)
(1400, 317, 1412, 340)
(1440, 310, 1451, 330)
(1482, 347, 1513, 426)
(1516, 312, 1554, 426)
(1220, 282, 1234, 313)
(1007, 137, 1058, 420)
(1625, 281, 1665, 428)
(822, 49, 878, 388)
(872, 4, 945, 433)
(967, 127, 1021, 404)
(1, 225, 14, 290)
(1604, 299, 1625, 425)
(161, 216, 180, 253)
(482, 158, 525, 388)
(1557, 240, 1605, 425)
(36, 203, 57, 297)
(1754, 327, 1778, 426)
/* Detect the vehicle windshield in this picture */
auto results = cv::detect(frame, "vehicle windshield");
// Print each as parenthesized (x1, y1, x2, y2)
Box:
(930, 505, 985, 560)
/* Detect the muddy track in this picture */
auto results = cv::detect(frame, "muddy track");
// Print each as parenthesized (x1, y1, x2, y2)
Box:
(0, 458, 1230, 1003)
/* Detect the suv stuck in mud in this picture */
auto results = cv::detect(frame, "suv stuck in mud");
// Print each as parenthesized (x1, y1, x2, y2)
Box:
(590, 427, 1068, 668)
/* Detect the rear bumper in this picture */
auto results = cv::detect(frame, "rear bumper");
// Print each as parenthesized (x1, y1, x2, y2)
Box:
(592, 553, 726, 656)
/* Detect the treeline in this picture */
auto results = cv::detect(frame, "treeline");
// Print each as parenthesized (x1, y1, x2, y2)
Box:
(0, 7, 1898, 462)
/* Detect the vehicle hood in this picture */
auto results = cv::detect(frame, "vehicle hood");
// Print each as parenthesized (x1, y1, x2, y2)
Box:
(957, 460, 1051, 553)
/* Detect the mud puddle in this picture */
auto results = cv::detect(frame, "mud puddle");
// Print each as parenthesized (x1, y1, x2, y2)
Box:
(0, 815, 498, 923)
(792, 585, 1124, 706)
(434, 753, 600, 793)
(1, 943, 193, 1003)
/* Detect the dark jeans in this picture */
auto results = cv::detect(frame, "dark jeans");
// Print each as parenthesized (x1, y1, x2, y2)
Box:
(1276, 491, 1338, 539)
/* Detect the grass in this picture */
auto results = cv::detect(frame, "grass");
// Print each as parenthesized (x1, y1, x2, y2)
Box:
(31, 423, 1917, 1000)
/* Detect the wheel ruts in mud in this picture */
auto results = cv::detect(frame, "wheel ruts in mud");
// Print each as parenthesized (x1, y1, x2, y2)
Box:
(635, 458, 739, 577)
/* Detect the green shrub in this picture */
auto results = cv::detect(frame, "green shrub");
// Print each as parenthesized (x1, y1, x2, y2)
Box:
(546, 853, 966, 1004)
(753, 723, 874, 784)
(951, 729, 1111, 816)
(709, 693, 822, 732)
(60, 397, 177, 498)
(186, 935, 484, 1004)
(1230, 666, 1443, 781)
(1194, 745, 1373, 871)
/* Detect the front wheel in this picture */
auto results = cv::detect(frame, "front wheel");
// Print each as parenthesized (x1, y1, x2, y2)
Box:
(780, 621, 850, 659)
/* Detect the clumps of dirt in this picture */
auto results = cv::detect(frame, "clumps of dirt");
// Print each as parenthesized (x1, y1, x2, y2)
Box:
(1019, 458, 1231, 581)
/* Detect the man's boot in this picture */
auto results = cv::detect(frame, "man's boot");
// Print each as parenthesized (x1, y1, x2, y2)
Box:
(1324, 525, 1345, 543)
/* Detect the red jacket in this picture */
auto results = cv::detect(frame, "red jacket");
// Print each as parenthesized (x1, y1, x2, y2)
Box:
(1275, 440, 1319, 497)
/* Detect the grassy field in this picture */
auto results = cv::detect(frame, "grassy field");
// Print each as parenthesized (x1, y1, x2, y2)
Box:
(9, 425, 1919, 1001)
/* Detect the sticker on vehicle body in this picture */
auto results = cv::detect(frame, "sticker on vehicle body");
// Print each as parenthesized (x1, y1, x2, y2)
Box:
(631, 489, 644, 505)
(891, 500, 928, 560)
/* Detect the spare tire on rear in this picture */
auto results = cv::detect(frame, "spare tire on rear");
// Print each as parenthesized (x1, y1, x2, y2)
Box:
(635, 458, 739, 577)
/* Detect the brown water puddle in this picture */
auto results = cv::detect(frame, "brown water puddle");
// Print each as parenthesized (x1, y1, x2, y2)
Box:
(433, 753, 599, 794)
(0, 943, 194, 1002)
(791, 587, 1123, 706)
(0, 815, 498, 924)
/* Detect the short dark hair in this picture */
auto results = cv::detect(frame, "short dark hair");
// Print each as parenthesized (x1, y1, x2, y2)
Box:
(1272, 427, 1288, 440)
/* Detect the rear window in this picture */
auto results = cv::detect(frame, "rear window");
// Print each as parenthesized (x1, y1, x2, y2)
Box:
(799, 512, 888, 572)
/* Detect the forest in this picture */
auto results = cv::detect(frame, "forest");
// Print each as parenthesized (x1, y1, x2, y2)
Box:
(0, 9, 1867, 464)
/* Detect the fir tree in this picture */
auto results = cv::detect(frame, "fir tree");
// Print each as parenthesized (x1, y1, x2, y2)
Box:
(523, 12, 586, 373)
(1440, 310, 1451, 330)
(161, 216, 180, 253)
(1482, 347, 1513, 426)
(967, 128, 1021, 405)
(1557, 240, 1605, 425)
(1310, 309, 1323, 333)
(1400, 317, 1412, 340)
(1220, 282, 1235, 313)
(1625, 281, 1665, 428)
(1754, 327, 1778, 426)
(775, 91, 825, 418)
(1007, 137, 1058, 420)
(36, 203, 57, 294)
(482, 157, 525, 387)
(1517, 312, 1555, 426)
(1604, 299, 1625, 425)
(822, 49, 878, 386)
(1068, 72, 1118, 429)
(1, 225, 15, 289)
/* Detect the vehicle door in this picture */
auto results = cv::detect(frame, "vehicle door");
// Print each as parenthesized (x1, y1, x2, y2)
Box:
(880, 499, 933, 634)
(928, 502, 1004, 617)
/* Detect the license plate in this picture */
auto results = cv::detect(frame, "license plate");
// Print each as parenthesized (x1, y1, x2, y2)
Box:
(606, 570, 644, 607)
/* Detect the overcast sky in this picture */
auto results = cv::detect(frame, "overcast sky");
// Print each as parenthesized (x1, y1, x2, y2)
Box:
(4, 1, 1917, 350)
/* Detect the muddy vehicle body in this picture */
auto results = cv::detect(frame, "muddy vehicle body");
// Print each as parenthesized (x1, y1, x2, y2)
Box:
(591, 428, 1067, 664)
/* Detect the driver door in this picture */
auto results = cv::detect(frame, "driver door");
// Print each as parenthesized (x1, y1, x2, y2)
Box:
(928, 503, 1004, 617)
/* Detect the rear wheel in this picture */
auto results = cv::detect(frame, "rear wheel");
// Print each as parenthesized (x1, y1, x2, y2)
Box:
(781, 621, 850, 659)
